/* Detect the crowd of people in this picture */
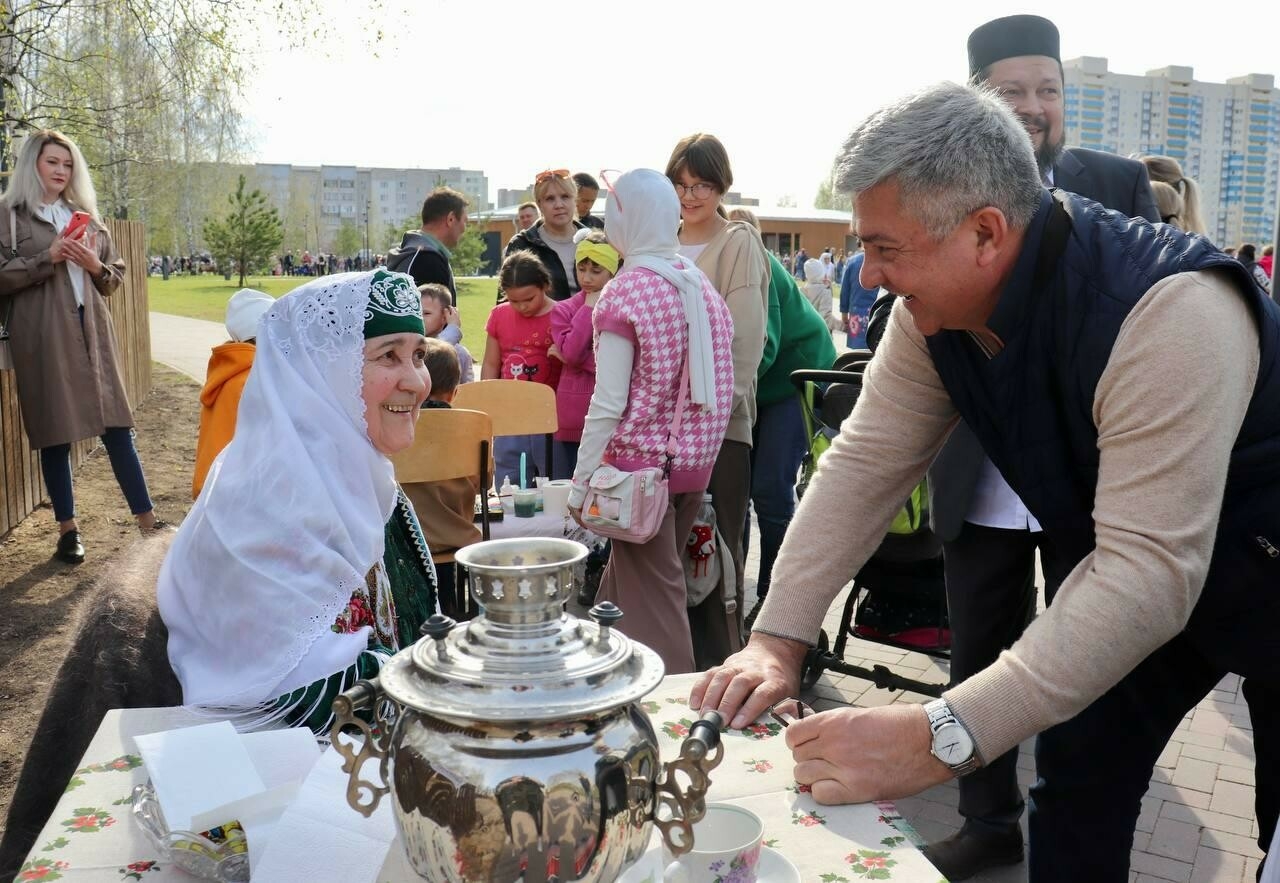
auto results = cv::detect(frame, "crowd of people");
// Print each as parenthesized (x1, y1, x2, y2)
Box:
(1, 10, 1279, 883)
(149, 250, 380, 280)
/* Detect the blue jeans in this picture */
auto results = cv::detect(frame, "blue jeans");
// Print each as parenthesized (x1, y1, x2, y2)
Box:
(748, 395, 808, 599)
(552, 440, 579, 480)
(493, 434, 549, 489)
(40, 427, 153, 523)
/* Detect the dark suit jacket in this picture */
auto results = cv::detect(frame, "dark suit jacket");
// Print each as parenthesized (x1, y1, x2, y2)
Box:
(928, 148, 1160, 541)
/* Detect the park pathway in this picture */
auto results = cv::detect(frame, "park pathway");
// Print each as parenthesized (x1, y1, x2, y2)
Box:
(149, 312, 226, 383)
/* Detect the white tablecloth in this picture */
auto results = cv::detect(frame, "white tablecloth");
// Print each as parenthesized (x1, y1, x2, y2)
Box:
(479, 496, 599, 547)
(18, 677, 942, 882)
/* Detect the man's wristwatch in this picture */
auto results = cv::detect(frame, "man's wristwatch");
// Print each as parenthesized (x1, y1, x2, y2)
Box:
(924, 699, 980, 776)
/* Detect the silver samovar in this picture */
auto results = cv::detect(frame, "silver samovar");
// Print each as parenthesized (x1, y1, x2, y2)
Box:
(332, 537, 723, 882)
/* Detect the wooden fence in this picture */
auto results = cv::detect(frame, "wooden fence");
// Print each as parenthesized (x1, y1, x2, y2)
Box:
(0, 219, 151, 537)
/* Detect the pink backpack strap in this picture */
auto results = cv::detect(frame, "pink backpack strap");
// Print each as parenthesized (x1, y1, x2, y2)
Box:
(663, 356, 691, 478)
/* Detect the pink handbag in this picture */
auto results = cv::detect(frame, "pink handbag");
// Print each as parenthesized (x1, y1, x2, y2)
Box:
(580, 358, 690, 544)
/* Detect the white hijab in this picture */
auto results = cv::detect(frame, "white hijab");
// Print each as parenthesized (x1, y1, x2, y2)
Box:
(604, 169, 717, 408)
(158, 272, 399, 711)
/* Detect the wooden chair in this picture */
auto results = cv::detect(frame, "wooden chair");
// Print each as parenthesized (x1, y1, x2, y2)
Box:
(452, 380, 558, 479)
(393, 408, 493, 618)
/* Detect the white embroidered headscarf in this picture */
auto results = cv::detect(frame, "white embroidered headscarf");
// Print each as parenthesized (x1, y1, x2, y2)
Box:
(603, 169, 718, 408)
(158, 271, 407, 714)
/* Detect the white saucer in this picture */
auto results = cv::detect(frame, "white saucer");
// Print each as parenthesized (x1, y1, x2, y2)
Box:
(757, 846, 801, 883)
(617, 845, 800, 883)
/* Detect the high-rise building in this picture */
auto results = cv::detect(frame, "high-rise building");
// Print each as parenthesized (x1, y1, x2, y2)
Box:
(1062, 57, 1278, 248)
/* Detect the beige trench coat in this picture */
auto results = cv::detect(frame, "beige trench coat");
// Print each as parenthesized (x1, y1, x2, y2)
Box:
(0, 203, 131, 450)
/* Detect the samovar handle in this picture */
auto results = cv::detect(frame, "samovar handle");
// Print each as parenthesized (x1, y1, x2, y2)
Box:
(330, 677, 396, 817)
(652, 710, 725, 855)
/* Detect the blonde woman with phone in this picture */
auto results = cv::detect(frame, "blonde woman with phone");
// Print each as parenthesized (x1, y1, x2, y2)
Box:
(0, 129, 164, 564)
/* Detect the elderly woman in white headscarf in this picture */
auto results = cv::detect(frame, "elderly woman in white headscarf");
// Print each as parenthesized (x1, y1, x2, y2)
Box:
(567, 169, 735, 674)
(158, 270, 440, 732)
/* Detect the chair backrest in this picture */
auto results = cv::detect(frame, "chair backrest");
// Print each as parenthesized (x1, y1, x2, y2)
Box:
(392, 408, 493, 484)
(452, 380, 557, 437)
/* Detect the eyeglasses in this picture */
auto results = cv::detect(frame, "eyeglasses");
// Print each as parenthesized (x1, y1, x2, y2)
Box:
(535, 168, 570, 184)
(673, 182, 716, 199)
(599, 169, 623, 214)
(767, 697, 815, 728)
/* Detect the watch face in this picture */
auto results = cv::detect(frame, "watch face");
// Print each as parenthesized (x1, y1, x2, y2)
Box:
(932, 722, 974, 766)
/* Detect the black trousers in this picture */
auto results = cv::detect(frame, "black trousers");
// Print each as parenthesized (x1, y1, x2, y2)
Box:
(943, 522, 1070, 828)
(1029, 634, 1277, 882)
(946, 522, 1279, 881)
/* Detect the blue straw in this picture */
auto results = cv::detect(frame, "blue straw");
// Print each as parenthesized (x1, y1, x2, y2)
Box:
(520, 452, 527, 490)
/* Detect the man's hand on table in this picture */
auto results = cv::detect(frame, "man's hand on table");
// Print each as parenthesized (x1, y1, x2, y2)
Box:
(689, 633, 808, 729)
(788, 703, 954, 804)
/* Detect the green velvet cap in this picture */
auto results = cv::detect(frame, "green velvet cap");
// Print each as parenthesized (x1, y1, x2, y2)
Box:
(364, 270, 425, 339)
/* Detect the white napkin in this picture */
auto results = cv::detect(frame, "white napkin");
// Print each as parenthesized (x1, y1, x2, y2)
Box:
(135, 721, 266, 832)
(249, 744, 397, 883)
(195, 728, 322, 865)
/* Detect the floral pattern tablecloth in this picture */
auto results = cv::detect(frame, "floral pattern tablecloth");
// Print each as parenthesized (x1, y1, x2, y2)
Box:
(18, 677, 944, 882)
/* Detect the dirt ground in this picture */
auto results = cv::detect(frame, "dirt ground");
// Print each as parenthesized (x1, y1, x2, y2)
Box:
(0, 365, 200, 829)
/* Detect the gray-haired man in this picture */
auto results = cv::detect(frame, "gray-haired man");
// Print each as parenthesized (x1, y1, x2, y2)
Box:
(923, 15, 1161, 877)
(692, 81, 1278, 882)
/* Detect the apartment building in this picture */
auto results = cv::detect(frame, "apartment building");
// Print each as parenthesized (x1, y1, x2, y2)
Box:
(1062, 57, 1278, 248)
(254, 163, 490, 252)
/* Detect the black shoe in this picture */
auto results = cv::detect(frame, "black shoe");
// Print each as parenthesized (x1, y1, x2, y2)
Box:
(56, 530, 85, 564)
(921, 821, 1023, 881)
(743, 600, 764, 634)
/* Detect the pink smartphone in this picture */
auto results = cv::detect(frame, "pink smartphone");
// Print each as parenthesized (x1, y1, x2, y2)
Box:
(62, 211, 92, 240)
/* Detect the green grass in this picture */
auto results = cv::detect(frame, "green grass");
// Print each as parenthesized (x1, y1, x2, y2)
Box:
(147, 274, 499, 345)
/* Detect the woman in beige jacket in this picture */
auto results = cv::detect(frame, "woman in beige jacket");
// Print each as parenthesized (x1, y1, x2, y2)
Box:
(665, 133, 770, 669)
(0, 130, 162, 564)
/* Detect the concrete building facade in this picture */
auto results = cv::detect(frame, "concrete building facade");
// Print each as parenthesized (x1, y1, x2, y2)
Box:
(1062, 57, 1279, 248)
(252, 163, 490, 253)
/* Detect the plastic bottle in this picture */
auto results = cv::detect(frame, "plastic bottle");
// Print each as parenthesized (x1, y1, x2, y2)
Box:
(499, 476, 514, 498)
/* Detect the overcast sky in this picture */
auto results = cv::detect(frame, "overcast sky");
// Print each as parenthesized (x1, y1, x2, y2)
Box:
(242, 0, 1280, 209)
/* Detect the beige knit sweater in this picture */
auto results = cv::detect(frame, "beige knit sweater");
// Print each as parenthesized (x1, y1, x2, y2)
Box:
(694, 221, 770, 445)
(755, 269, 1258, 765)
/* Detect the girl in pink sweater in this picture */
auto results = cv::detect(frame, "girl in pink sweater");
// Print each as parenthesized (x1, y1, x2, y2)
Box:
(568, 169, 734, 673)
(482, 251, 561, 483)
(548, 230, 619, 478)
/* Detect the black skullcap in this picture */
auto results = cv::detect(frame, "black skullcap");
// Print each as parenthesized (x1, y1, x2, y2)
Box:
(967, 14, 1060, 78)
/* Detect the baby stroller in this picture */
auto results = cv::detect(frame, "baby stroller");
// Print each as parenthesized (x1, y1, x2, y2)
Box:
(790, 351, 951, 697)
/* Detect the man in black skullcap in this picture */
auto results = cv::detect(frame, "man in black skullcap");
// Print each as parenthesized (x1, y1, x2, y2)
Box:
(966, 14, 1161, 211)
(921, 14, 1161, 879)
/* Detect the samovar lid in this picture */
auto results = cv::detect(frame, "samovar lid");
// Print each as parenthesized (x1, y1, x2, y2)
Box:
(378, 537, 666, 722)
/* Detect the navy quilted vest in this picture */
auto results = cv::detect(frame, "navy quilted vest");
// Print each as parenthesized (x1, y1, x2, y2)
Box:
(926, 191, 1280, 642)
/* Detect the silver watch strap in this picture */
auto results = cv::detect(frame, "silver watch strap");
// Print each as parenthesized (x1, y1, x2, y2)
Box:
(924, 699, 981, 776)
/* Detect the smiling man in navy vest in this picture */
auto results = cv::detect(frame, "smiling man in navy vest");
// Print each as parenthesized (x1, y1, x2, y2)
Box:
(691, 81, 1278, 883)
(921, 15, 1162, 878)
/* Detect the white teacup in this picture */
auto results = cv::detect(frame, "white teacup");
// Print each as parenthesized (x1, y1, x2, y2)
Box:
(663, 804, 763, 883)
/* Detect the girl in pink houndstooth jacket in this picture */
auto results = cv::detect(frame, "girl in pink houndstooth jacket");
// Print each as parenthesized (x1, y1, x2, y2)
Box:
(567, 169, 735, 674)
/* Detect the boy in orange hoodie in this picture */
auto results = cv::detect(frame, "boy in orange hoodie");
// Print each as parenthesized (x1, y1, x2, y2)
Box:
(191, 288, 274, 498)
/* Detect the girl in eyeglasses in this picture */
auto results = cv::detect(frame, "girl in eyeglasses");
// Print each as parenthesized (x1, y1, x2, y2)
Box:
(665, 133, 771, 669)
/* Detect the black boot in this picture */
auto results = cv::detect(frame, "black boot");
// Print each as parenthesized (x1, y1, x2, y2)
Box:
(56, 530, 85, 564)
(921, 820, 1024, 881)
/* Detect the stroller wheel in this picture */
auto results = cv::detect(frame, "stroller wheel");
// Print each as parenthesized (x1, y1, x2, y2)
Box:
(799, 629, 830, 690)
